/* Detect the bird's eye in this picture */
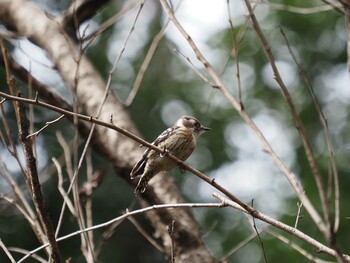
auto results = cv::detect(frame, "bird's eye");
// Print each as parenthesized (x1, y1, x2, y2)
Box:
(194, 122, 200, 127)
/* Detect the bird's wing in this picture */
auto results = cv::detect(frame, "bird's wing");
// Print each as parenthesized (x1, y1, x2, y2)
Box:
(130, 150, 148, 178)
(130, 126, 179, 178)
(152, 126, 177, 145)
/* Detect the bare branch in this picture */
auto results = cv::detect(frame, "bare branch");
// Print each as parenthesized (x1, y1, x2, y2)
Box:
(251, 200, 268, 263)
(52, 157, 77, 217)
(294, 202, 304, 229)
(0, 239, 16, 263)
(8, 247, 47, 263)
(262, 1, 343, 14)
(16, 93, 61, 262)
(220, 226, 269, 262)
(0, 164, 47, 247)
(127, 216, 165, 253)
(213, 193, 350, 262)
(59, 0, 111, 40)
(168, 220, 176, 263)
(18, 202, 225, 263)
(27, 114, 65, 138)
(158, 0, 327, 240)
(243, 0, 332, 238)
(267, 229, 336, 263)
(280, 27, 340, 236)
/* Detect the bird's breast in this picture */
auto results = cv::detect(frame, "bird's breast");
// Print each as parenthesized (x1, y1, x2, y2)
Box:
(167, 128, 196, 160)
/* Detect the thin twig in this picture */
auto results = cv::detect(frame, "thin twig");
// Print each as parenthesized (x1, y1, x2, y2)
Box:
(251, 200, 267, 263)
(262, 1, 343, 14)
(247, 0, 331, 239)
(79, 169, 105, 197)
(294, 202, 304, 229)
(0, 95, 27, 181)
(213, 193, 350, 262)
(27, 114, 65, 138)
(52, 157, 77, 217)
(18, 202, 225, 263)
(168, 220, 176, 263)
(111, 0, 145, 103)
(220, 226, 269, 262)
(158, 0, 327, 242)
(246, 0, 334, 233)
(0, 193, 33, 227)
(0, 239, 16, 263)
(83, 0, 140, 48)
(127, 216, 164, 253)
(0, 164, 47, 248)
(227, 0, 244, 108)
(266, 229, 336, 263)
(8, 247, 47, 263)
(124, 0, 182, 106)
(279, 28, 340, 235)
(55, 132, 74, 237)
(95, 217, 125, 256)
(173, 48, 217, 87)
(85, 148, 95, 261)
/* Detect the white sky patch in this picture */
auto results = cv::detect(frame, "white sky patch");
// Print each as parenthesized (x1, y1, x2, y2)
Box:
(167, 0, 230, 42)
(107, 0, 157, 65)
(0, 136, 48, 174)
(161, 99, 193, 126)
(12, 39, 63, 88)
(163, 0, 246, 67)
(262, 60, 297, 90)
(225, 112, 297, 165)
(318, 64, 350, 104)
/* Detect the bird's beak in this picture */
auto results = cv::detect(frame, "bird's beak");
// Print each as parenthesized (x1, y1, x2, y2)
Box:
(201, 126, 211, 132)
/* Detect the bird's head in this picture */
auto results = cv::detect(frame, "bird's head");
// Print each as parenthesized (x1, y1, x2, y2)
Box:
(175, 115, 210, 137)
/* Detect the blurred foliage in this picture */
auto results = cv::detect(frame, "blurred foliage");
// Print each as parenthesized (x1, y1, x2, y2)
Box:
(1, 0, 350, 262)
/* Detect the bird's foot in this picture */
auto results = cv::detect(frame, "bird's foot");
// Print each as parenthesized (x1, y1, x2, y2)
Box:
(179, 164, 187, 174)
(160, 147, 169, 157)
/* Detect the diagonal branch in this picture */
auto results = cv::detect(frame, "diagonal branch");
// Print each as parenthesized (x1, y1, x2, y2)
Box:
(2, 91, 350, 262)
(158, 0, 328, 238)
(243, 0, 331, 239)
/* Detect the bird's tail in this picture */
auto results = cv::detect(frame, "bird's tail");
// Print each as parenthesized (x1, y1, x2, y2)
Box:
(134, 172, 153, 195)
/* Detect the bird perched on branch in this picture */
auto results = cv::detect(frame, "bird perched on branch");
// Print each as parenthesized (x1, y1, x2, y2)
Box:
(131, 115, 210, 195)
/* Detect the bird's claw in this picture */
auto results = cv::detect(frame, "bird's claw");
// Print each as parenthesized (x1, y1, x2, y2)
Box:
(179, 165, 186, 174)
(160, 147, 169, 157)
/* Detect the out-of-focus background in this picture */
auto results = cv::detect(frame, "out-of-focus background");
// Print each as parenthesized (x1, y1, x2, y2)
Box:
(1, 0, 349, 262)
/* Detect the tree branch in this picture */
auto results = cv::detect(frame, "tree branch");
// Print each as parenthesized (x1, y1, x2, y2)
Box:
(15, 93, 61, 263)
(18, 202, 225, 263)
(158, 0, 327, 240)
(59, 0, 111, 41)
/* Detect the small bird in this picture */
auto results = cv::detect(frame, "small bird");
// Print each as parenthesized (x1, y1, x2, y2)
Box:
(131, 116, 210, 195)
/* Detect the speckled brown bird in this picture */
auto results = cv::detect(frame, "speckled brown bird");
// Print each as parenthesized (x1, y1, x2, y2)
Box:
(130, 116, 210, 195)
